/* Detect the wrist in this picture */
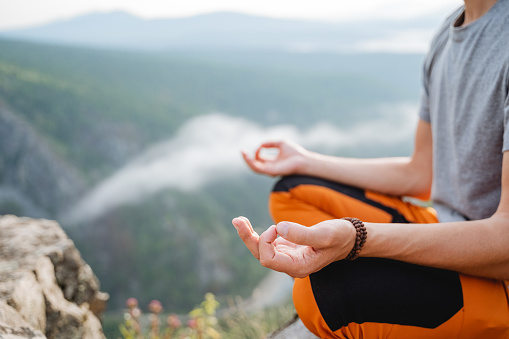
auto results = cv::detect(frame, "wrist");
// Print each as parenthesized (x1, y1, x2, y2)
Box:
(359, 222, 401, 259)
(329, 219, 357, 262)
(295, 150, 319, 175)
(341, 217, 368, 260)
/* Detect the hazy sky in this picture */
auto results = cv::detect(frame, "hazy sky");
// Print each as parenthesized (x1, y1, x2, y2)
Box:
(1, 0, 462, 31)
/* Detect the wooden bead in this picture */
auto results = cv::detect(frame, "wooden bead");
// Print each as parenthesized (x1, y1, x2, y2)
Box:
(342, 217, 368, 261)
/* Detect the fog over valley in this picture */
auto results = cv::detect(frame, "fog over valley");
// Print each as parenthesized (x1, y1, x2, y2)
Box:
(65, 104, 417, 224)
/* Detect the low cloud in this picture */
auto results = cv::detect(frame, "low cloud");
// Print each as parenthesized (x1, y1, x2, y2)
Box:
(65, 104, 417, 223)
(355, 29, 436, 54)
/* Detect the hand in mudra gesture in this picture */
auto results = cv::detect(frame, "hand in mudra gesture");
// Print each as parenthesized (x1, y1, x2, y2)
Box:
(242, 140, 309, 177)
(232, 216, 356, 278)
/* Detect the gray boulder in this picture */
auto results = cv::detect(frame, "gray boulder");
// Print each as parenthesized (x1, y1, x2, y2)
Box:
(0, 215, 108, 338)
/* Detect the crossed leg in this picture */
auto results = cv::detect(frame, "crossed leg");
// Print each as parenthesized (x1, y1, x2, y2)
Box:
(269, 175, 509, 339)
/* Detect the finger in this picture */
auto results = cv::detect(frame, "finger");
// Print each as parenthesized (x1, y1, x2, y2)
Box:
(242, 149, 279, 177)
(276, 221, 333, 248)
(259, 141, 283, 149)
(232, 217, 260, 259)
(259, 225, 298, 273)
(241, 149, 253, 164)
(258, 225, 278, 266)
(254, 146, 267, 163)
(241, 150, 263, 173)
(237, 216, 256, 233)
(256, 141, 285, 161)
(233, 216, 257, 238)
(274, 237, 298, 249)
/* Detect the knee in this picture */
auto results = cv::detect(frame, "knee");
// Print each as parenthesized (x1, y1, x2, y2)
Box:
(292, 276, 332, 338)
(271, 175, 304, 194)
(306, 259, 464, 331)
(271, 175, 323, 194)
(268, 175, 344, 224)
(268, 175, 301, 222)
(269, 175, 322, 208)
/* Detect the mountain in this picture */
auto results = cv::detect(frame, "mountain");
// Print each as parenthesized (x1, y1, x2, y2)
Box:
(0, 38, 423, 177)
(0, 104, 86, 218)
(0, 11, 444, 52)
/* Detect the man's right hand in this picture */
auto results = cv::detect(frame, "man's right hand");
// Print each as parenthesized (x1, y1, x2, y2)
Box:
(232, 216, 357, 278)
(242, 140, 309, 177)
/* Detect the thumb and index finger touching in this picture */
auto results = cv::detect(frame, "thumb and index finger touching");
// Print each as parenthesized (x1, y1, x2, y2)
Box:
(242, 141, 284, 163)
(241, 148, 270, 175)
(258, 221, 333, 275)
(231, 217, 311, 259)
(233, 216, 343, 276)
(233, 216, 331, 254)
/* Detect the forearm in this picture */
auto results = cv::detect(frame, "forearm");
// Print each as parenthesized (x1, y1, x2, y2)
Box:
(296, 120, 432, 199)
(361, 213, 509, 280)
(297, 153, 430, 199)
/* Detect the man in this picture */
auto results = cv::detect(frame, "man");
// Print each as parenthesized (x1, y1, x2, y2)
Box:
(232, 0, 509, 337)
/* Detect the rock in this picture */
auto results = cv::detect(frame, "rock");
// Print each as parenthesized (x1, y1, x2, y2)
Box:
(0, 215, 109, 339)
(267, 314, 319, 339)
(9, 271, 46, 331)
(0, 300, 46, 339)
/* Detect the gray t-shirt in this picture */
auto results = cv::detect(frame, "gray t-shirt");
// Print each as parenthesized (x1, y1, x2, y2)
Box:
(419, 0, 509, 221)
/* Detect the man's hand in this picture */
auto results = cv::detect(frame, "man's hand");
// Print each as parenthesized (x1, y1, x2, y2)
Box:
(232, 216, 356, 278)
(241, 140, 309, 177)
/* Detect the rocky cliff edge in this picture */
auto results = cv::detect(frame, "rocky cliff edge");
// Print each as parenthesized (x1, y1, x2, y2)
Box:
(0, 214, 109, 339)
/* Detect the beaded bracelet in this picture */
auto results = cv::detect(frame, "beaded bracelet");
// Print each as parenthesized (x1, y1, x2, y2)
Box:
(341, 217, 367, 260)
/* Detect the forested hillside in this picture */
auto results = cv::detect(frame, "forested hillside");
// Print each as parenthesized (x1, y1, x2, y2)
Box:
(0, 37, 423, 312)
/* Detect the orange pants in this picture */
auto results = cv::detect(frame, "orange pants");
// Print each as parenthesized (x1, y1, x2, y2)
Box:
(269, 175, 509, 339)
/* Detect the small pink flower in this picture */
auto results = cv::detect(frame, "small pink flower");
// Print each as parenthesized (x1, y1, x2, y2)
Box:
(148, 300, 163, 314)
(187, 318, 198, 329)
(167, 314, 182, 328)
(126, 298, 138, 309)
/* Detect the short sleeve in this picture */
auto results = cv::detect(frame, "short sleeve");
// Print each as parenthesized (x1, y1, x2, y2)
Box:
(503, 73, 509, 152)
(418, 88, 431, 123)
(418, 57, 431, 123)
(417, 9, 458, 125)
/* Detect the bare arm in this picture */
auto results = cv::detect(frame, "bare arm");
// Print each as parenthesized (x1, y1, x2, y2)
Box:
(236, 119, 509, 280)
(233, 152, 509, 280)
(243, 119, 433, 199)
(362, 151, 509, 280)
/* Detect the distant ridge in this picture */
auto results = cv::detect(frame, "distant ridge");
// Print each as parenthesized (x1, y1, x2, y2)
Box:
(0, 10, 443, 53)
